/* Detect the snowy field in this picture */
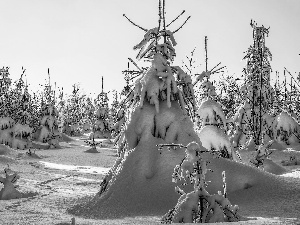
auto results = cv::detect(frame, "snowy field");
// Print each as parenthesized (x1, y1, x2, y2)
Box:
(0, 134, 300, 225)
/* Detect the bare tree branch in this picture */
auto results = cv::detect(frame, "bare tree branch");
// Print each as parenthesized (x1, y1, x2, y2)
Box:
(123, 14, 148, 32)
(173, 16, 191, 34)
(166, 10, 185, 27)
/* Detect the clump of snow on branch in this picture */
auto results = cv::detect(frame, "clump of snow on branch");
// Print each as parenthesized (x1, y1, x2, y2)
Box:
(198, 125, 240, 161)
(129, 25, 195, 114)
(196, 98, 227, 129)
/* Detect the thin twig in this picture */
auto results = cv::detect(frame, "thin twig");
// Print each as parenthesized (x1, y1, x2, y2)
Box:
(173, 16, 191, 33)
(128, 58, 143, 72)
(205, 36, 208, 72)
(158, 0, 162, 31)
(211, 66, 226, 74)
(166, 10, 185, 27)
(123, 14, 147, 32)
(209, 62, 221, 73)
(284, 67, 300, 89)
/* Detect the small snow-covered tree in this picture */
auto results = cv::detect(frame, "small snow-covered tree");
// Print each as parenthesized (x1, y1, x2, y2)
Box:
(37, 69, 61, 148)
(235, 20, 274, 150)
(0, 67, 14, 146)
(161, 142, 240, 223)
(215, 73, 242, 118)
(11, 69, 34, 149)
(62, 84, 86, 136)
(90, 76, 112, 139)
(194, 64, 240, 160)
(0, 67, 34, 149)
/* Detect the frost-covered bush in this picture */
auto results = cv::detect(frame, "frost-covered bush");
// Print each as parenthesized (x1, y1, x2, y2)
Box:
(161, 142, 240, 223)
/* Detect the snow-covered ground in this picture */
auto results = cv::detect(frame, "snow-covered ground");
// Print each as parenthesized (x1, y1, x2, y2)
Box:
(0, 135, 300, 224)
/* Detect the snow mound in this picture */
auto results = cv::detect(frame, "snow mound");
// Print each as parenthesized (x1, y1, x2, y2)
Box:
(262, 159, 288, 175)
(0, 144, 15, 155)
(60, 133, 74, 142)
(68, 100, 201, 218)
(84, 148, 100, 153)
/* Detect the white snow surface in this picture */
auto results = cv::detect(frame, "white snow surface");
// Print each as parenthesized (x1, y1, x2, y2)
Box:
(39, 161, 110, 175)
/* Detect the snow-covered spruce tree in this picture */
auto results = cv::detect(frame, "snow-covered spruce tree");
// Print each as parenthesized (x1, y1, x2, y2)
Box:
(36, 69, 61, 148)
(110, 90, 120, 121)
(161, 142, 240, 223)
(232, 20, 274, 150)
(0, 67, 14, 147)
(215, 73, 243, 119)
(90, 76, 111, 139)
(63, 84, 85, 136)
(0, 67, 33, 149)
(10, 69, 35, 149)
(81, 96, 95, 133)
(69, 0, 206, 218)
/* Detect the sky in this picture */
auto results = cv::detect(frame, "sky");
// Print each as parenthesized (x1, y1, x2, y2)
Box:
(0, 0, 299, 101)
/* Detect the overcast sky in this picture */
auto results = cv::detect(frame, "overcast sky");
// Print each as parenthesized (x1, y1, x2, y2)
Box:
(0, 0, 299, 100)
